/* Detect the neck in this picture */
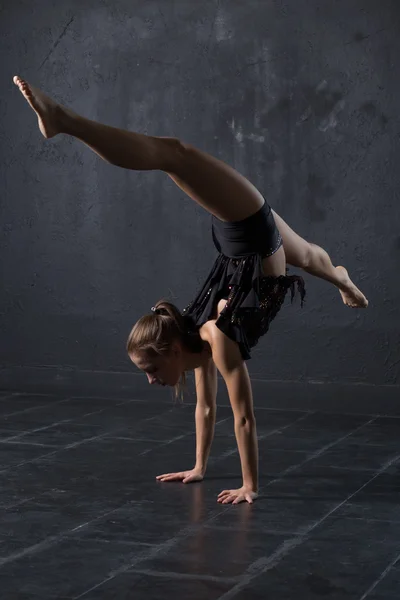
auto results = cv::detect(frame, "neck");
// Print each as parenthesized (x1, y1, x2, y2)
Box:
(182, 342, 211, 371)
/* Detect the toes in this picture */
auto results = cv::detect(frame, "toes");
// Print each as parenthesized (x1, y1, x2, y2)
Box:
(13, 76, 30, 94)
(18, 82, 32, 97)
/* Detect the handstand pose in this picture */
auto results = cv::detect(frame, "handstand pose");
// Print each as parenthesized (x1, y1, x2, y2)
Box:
(14, 76, 368, 504)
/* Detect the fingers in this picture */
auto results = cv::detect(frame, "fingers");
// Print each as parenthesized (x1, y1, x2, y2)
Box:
(217, 489, 254, 504)
(156, 472, 184, 482)
(217, 489, 237, 504)
(218, 489, 232, 499)
(156, 471, 202, 484)
(220, 494, 238, 504)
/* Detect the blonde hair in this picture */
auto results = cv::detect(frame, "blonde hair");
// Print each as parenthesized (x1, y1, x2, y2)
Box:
(126, 299, 203, 400)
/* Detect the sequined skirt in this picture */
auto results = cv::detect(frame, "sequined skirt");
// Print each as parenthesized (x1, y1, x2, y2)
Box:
(182, 253, 306, 360)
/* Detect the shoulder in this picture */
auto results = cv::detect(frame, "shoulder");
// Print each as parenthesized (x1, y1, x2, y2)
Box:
(199, 318, 243, 375)
(200, 319, 251, 403)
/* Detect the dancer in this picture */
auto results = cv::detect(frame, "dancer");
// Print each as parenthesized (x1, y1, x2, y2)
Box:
(14, 76, 368, 504)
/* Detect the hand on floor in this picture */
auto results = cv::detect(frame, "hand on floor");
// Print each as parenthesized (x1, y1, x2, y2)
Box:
(156, 468, 204, 484)
(217, 486, 258, 504)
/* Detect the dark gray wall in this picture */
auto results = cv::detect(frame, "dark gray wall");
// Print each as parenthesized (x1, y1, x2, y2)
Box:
(1, 0, 399, 388)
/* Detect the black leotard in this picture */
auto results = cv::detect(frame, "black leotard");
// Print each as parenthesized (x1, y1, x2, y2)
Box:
(182, 201, 305, 359)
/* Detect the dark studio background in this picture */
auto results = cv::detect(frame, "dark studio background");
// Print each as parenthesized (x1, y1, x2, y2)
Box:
(1, 0, 399, 401)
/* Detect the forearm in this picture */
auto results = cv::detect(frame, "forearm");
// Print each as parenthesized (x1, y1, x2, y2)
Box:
(234, 417, 259, 491)
(194, 404, 216, 475)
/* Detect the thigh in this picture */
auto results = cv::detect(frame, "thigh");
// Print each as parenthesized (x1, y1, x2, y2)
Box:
(261, 245, 286, 277)
(167, 144, 265, 222)
(271, 210, 310, 268)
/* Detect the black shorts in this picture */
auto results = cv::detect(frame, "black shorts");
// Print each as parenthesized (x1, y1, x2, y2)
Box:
(182, 202, 305, 359)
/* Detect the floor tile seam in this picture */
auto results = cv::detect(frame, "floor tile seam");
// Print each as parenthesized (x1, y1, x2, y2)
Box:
(265, 417, 379, 480)
(0, 440, 59, 449)
(214, 453, 400, 599)
(0, 403, 120, 442)
(127, 568, 241, 584)
(322, 465, 394, 473)
(1, 495, 42, 510)
(211, 411, 315, 462)
(1, 396, 76, 418)
(139, 432, 195, 456)
(61, 535, 156, 548)
(0, 409, 177, 474)
(200, 524, 304, 536)
(139, 416, 232, 457)
(301, 452, 400, 538)
(257, 443, 365, 491)
(0, 391, 69, 397)
(2, 402, 175, 445)
(0, 419, 84, 443)
(0, 393, 69, 400)
(359, 550, 400, 599)
(62, 408, 180, 452)
(103, 436, 177, 443)
(215, 536, 305, 600)
(0, 498, 146, 568)
(71, 498, 244, 597)
(306, 441, 400, 449)
(329, 515, 400, 524)
(3, 495, 148, 515)
(68, 396, 170, 404)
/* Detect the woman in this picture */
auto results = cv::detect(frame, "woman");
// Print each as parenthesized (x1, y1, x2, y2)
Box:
(13, 76, 368, 504)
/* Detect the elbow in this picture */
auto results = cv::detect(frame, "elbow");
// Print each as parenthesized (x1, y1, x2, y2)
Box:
(196, 403, 216, 418)
(235, 414, 256, 429)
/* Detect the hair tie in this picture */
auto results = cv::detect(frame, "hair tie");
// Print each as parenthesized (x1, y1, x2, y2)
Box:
(151, 306, 161, 315)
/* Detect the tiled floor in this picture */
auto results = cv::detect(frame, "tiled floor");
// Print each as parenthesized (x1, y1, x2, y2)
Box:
(0, 389, 400, 599)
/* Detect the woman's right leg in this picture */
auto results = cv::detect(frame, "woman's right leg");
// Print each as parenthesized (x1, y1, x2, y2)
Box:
(272, 210, 368, 308)
(13, 76, 264, 223)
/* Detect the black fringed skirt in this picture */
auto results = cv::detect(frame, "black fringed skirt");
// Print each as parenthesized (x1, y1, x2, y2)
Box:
(182, 202, 305, 360)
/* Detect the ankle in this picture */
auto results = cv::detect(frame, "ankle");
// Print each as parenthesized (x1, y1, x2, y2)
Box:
(57, 105, 78, 135)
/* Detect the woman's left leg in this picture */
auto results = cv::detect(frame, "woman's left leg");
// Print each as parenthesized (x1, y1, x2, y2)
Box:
(272, 209, 368, 308)
(13, 76, 265, 223)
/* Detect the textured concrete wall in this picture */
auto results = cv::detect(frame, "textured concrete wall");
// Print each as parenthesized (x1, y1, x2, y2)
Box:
(1, 0, 399, 386)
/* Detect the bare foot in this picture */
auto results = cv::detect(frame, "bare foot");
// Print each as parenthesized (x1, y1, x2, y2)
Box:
(336, 266, 368, 308)
(13, 75, 63, 138)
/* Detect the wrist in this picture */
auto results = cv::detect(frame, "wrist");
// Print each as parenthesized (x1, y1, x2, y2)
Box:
(242, 480, 258, 493)
(195, 463, 207, 476)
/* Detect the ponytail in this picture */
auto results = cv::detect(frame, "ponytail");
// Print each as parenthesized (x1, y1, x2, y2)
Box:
(126, 299, 203, 400)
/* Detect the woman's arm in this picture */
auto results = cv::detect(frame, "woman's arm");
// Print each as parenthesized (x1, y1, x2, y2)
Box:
(193, 358, 218, 475)
(210, 326, 259, 503)
(156, 354, 217, 484)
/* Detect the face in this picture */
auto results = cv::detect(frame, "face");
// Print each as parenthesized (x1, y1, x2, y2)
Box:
(131, 344, 184, 387)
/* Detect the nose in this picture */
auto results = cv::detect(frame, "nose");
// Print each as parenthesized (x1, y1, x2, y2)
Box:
(146, 374, 158, 385)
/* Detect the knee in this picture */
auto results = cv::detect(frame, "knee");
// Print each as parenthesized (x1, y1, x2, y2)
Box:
(166, 136, 186, 152)
(160, 137, 190, 172)
(160, 136, 185, 156)
(235, 414, 256, 429)
(298, 243, 313, 269)
(173, 138, 197, 164)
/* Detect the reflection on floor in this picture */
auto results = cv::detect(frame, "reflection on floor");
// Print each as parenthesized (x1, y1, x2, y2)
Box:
(0, 387, 399, 599)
